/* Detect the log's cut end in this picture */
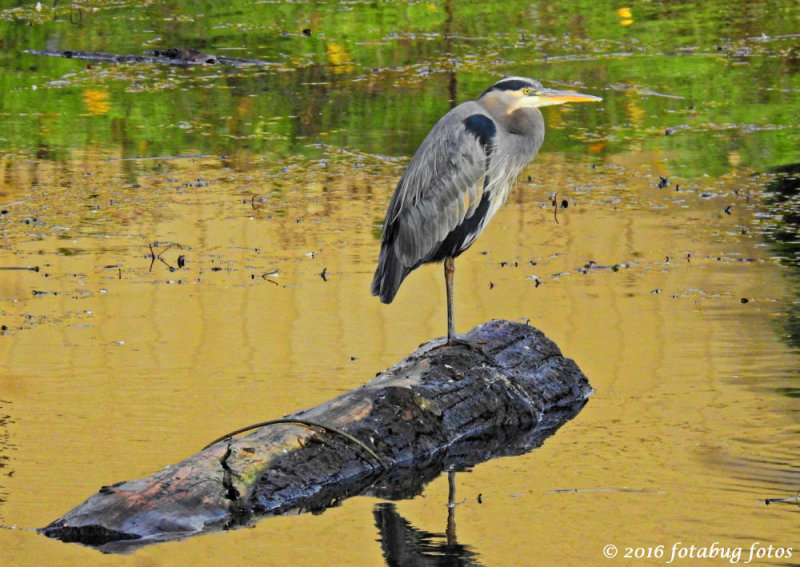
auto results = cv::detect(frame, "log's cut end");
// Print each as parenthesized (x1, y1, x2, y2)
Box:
(39, 319, 592, 552)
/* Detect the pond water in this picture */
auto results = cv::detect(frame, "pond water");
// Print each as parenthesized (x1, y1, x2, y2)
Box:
(1, 1, 800, 565)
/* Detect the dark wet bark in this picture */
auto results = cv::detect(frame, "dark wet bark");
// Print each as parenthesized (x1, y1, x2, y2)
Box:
(39, 319, 592, 552)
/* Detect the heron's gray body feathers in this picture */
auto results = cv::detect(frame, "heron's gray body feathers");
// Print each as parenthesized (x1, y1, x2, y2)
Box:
(371, 89, 545, 304)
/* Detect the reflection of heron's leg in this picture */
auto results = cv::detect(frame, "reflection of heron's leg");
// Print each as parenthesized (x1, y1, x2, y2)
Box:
(445, 256, 456, 344)
(446, 470, 457, 546)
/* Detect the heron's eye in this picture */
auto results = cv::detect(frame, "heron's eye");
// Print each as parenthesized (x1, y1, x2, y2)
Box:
(522, 88, 531, 95)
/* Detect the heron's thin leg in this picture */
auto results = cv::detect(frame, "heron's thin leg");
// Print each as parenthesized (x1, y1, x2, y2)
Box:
(444, 256, 455, 344)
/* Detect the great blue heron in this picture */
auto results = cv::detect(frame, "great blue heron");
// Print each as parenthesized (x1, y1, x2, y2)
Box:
(371, 76, 601, 345)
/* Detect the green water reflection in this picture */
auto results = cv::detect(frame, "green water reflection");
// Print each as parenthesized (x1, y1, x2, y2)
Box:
(1, 0, 799, 175)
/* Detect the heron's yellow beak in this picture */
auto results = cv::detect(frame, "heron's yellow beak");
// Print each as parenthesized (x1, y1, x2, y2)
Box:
(510, 88, 602, 111)
(539, 89, 603, 104)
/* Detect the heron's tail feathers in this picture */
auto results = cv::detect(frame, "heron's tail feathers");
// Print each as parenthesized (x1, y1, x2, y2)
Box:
(371, 244, 410, 304)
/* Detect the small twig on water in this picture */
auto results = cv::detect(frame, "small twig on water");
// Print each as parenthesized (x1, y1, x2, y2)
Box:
(550, 488, 667, 494)
(261, 274, 280, 286)
(552, 192, 559, 224)
(148, 242, 177, 272)
(148, 243, 156, 272)
(763, 494, 800, 507)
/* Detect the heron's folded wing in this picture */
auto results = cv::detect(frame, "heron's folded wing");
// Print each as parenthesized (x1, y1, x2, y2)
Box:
(383, 103, 495, 268)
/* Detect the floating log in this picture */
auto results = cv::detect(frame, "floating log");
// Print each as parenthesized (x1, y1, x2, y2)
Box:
(24, 48, 271, 67)
(39, 319, 592, 552)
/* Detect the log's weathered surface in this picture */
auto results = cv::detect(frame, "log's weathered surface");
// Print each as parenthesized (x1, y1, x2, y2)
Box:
(40, 320, 592, 552)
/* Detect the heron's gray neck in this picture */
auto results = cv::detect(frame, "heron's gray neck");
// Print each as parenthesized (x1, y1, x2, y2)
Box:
(505, 107, 544, 138)
(480, 93, 544, 139)
(496, 108, 545, 163)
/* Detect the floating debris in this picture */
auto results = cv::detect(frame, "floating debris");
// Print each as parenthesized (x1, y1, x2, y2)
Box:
(763, 495, 800, 506)
(24, 48, 273, 67)
(526, 275, 542, 287)
(0, 266, 39, 271)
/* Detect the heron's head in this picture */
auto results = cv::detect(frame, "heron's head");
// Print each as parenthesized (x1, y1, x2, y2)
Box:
(479, 76, 602, 114)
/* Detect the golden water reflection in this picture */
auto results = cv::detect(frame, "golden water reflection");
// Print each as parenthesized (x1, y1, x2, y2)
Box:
(1, 150, 798, 565)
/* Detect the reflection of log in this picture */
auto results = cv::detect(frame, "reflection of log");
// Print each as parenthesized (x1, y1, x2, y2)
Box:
(39, 320, 592, 552)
